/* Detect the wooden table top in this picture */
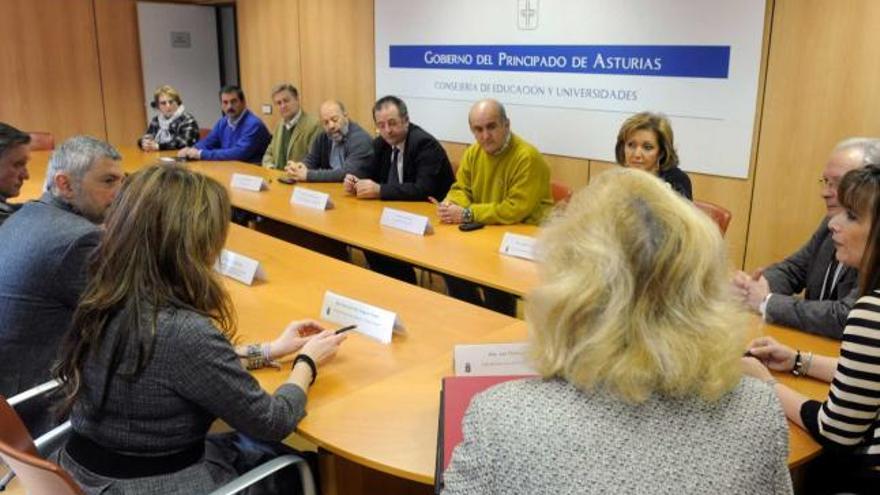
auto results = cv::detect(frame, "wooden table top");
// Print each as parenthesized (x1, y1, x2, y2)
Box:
(20, 147, 539, 296)
(15, 147, 840, 483)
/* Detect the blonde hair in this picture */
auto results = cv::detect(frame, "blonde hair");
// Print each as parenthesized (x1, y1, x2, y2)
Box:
(527, 168, 744, 403)
(153, 84, 182, 105)
(615, 112, 679, 171)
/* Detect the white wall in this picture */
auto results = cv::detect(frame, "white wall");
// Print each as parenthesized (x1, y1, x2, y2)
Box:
(137, 1, 222, 131)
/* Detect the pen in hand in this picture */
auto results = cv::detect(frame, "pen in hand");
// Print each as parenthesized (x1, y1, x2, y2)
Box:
(335, 324, 357, 335)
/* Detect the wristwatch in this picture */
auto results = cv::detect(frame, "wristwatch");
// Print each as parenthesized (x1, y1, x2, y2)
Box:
(462, 207, 474, 224)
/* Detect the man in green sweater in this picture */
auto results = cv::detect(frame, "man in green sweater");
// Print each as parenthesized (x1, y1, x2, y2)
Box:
(261, 83, 321, 170)
(436, 99, 552, 315)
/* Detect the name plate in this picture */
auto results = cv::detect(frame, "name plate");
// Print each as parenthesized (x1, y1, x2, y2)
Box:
(499, 232, 537, 261)
(230, 173, 267, 192)
(380, 207, 433, 235)
(453, 342, 536, 376)
(216, 249, 266, 285)
(320, 290, 405, 344)
(291, 187, 332, 210)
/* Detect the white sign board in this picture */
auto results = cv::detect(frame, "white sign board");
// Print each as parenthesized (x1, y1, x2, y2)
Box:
(380, 207, 433, 235)
(453, 342, 536, 376)
(291, 187, 333, 210)
(375, 0, 766, 178)
(320, 291, 405, 345)
(216, 249, 265, 285)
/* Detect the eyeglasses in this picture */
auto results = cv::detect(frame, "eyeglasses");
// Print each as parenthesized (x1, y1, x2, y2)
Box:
(818, 177, 839, 189)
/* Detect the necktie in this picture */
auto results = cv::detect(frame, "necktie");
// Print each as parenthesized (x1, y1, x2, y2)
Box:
(390, 147, 401, 184)
(820, 259, 842, 300)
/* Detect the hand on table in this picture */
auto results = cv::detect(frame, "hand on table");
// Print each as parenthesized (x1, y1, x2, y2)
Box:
(285, 161, 308, 181)
(343, 174, 358, 195)
(745, 336, 797, 373)
(299, 329, 347, 366)
(177, 147, 201, 160)
(430, 196, 465, 224)
(270, 320, 326, 358)
(355, 179, 380, 199)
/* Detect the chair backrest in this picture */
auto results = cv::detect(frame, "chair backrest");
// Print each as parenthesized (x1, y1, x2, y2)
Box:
(198, 128, 211, 140)
(694, 199, 733, 235)
(0, 439, 82, 495)
(550, 180, 573, 204)
(0, 396, 38, 456)
(28, 132, 55, 151)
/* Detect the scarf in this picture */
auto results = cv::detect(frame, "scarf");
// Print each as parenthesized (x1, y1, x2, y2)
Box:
(156, 105, 186, 144)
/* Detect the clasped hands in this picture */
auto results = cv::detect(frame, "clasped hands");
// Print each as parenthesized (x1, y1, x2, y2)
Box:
(428, 196, 466, 224)
(284, 161, 309, 181)
(343, 174, 380, 199)
(731, 268, 770, 312)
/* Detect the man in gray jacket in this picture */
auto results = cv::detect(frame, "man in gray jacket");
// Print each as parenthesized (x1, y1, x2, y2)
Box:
(285, 100, 374, 182)
(734, 138, 880, 338)
(0, 136, 123, 434)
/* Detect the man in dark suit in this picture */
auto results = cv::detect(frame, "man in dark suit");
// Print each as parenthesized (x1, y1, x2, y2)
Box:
(344, 95, 454, 201)
(0, 123, 31, 226)
(0, 136, 124, 435)
(343, 95, 455, 283)
(733, 138, 880, 338)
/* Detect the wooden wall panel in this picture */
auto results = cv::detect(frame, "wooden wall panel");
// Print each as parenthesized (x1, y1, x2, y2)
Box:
(0, 0, 106, 142)
(236, 0, 303, 129)
(299, 0, 375, 128)
(94, 0, 147, 147)
(745, 0, 880, 270)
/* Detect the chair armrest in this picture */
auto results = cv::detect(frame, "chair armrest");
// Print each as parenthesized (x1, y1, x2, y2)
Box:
(206, 453, 316, 495)
(7, 380, 61, 408)
(34, 420, 72, 457)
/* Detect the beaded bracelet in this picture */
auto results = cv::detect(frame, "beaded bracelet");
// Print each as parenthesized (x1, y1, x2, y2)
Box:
(245, 344, 267, 370)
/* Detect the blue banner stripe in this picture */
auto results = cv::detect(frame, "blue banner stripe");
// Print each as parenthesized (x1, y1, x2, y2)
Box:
(389, 45, 729, 79)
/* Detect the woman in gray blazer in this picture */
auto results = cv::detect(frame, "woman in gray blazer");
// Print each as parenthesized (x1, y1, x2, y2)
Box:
(442, 168, 792, 494)
(53, 164, 346, 494)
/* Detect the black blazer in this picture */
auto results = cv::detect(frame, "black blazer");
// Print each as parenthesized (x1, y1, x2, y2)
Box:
(367, 123, 455, 201)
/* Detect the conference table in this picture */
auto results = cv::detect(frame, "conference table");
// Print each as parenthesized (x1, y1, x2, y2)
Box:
(21, 147, 540, 297)
(13, 147, 840, 492)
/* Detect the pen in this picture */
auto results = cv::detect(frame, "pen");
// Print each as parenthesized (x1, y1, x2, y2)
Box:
(335, 324, 357, 335)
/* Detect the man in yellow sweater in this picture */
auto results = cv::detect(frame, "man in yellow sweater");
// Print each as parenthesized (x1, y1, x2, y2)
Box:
(436, 99, 552, 315)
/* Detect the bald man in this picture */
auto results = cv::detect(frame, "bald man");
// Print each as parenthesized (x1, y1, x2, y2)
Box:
(437, 99, 552, 315)
(286, 100, 374, 182)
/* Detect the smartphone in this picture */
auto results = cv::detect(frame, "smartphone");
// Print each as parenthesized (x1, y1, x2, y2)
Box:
(459, 222, 485, 232)
(278, 175, 297, 185)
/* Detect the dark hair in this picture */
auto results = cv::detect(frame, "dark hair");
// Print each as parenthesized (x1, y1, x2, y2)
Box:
(271, 83, 299, 99)
(615, 112, 680, 171)
(373, 95, 408, 121)
(0, 122, 31, 159)
(838, 164, 880, 296)
(219, 85, 245, 102)
(54, 164, 235, 415)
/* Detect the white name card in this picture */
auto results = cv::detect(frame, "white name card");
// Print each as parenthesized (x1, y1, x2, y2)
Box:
(499, 232, 537, 261)
(379, 207, 433, 235)
(291, 187, 332, 210)
(230, 173, 267, 192)
(453, 342, 536, 376)
(320, 290, 405, 344)
(216, 249, 266, 285)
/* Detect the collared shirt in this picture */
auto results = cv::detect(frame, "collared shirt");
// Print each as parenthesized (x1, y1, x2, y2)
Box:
(284, 110, 302, 131)
(226, 111, 246, 130)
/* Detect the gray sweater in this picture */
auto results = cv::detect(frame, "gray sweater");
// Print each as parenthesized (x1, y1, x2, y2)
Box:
(71, 306, 306, 454)
(443, 377, 792, 495)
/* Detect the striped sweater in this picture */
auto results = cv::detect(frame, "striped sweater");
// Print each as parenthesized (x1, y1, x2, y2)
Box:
(801, 291, 880, 470)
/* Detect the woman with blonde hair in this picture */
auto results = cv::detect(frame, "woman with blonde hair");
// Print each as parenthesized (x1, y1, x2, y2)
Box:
(615, 111, 693, 199)
(139, 85, 200, 151)
(54, 164, 345, 494)
(442, 168, 791, 494)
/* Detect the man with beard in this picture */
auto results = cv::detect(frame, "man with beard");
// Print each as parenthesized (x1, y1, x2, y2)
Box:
(285, 100, 373, 182)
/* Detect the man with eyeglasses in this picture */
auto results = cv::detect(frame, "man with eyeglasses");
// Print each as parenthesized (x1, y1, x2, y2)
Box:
(341, 95, 455, 283)
(733, 138, 880, 338)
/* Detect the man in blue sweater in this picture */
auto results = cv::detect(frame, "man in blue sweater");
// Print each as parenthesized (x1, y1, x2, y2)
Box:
(178, 85, 271, 164)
